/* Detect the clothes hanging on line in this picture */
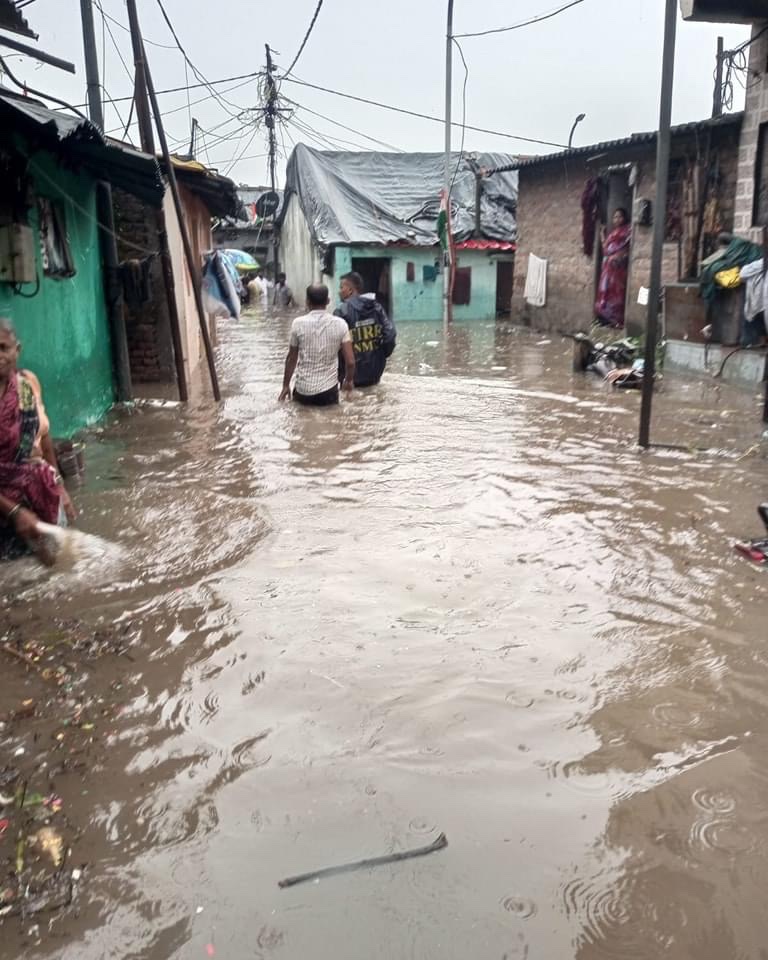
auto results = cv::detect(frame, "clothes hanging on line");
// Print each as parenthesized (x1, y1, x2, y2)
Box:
(524, 254, 547, 308)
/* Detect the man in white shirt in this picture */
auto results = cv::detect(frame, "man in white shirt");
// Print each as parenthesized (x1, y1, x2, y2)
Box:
(279, 284, 355, 406)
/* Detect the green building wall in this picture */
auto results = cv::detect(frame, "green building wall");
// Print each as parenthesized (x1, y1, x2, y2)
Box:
(0, 151, 114, 438)
(333, 245, 505, 322)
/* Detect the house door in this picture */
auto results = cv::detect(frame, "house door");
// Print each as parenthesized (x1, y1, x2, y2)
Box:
(594, 170, 634, 322)
(351, 257, 392, 317)
(496, 259, 514, 316)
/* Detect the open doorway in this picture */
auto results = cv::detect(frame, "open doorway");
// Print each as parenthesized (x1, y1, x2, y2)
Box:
(351, 257, 392, 318)
(496, 259, 514, 317)
(593, 168, 635, 326)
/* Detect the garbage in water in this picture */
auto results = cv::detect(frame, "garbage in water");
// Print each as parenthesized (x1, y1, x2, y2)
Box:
(278, 832, 448, 888)
(32, 827, 64, 867)
(734, 503, 768, 565)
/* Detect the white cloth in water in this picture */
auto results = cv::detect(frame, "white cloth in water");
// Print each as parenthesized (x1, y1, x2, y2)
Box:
(524, 254, 548, 307)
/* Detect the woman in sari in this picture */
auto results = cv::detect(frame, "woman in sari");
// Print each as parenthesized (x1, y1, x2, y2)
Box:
(0, 318, 75, 560)
(595, 208, 632, 328)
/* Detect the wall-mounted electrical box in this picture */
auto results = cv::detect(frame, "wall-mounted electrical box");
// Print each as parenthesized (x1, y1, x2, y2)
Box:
(0, 223, 36, 284)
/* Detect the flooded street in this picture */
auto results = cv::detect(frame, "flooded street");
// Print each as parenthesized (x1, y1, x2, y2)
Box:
(3, 311, 768, 959)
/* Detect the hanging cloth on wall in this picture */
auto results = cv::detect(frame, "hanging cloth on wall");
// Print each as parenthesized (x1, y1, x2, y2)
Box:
(119, 255, 155, 309)
(580, 178, 601, 257)
(524, 254, 548, 307)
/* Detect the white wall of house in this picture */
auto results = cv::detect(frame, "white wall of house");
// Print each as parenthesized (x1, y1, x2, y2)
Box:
(280, 193, 323, 300)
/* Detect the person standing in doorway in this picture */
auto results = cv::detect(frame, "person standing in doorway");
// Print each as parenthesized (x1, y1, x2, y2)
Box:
(273, 273, 295, 309)
(279, 285, 355, 406)
(595, 208, 632, 329)
(335, 272, 396, 387)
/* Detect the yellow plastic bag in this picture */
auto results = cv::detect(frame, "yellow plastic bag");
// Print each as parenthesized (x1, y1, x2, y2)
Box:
(714, 267, 742, 289)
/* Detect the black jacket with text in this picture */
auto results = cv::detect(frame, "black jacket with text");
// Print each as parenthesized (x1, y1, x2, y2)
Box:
(335, 294, 396, 387)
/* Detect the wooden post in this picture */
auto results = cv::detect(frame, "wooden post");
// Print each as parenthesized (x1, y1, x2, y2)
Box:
(126, 0, 188, 403)
(143, 50, 221, 400)
(79, 0, 132, 402)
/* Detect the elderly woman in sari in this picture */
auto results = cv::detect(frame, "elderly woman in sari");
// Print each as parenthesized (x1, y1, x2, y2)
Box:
(595, 208, 632, 329)
(0, 318, 75, 560)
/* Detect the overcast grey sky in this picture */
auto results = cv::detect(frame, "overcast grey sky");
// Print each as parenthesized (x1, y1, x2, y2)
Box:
(1, 1, 751, 185)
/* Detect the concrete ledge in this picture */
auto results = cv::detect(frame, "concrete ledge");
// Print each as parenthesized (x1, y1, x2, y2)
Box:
(666, 339, 768, 387)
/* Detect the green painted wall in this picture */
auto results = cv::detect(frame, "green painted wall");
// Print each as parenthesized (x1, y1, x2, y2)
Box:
(331, 245, 505, 322)
(0, 151, 114, 438)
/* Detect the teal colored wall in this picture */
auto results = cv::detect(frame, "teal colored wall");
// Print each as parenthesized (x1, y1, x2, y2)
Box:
(332, 245, 504, 322)
(0, 151, 114, 438)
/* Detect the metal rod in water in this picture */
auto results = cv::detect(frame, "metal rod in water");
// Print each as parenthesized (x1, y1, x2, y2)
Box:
(278, 832, 448, 888)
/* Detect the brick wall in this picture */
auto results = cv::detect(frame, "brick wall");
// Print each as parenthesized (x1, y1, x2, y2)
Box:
(511, 125, 741, 335)
(112, 188, 175, 383)
(734, 21, 768, 239)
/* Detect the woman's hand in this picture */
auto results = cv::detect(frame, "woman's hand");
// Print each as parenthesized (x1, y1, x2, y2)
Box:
(13, 507, 40, 542)
(60, 488, 77, 523)
(278, 387, 291, 402)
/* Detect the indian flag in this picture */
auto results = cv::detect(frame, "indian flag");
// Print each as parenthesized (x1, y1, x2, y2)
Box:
(437, 189, 450, 251)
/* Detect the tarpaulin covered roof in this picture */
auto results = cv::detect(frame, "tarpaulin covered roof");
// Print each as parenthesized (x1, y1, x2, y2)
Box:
(170, 156, 242, 219)
(0, 93, 165, 204)
(285, 144, 518, 248)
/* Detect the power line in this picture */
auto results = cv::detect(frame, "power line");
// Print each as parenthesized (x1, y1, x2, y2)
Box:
(283, 76, 568, 148)
(91, 2, 179, 49)
(154, 0, 244, 118)
(208, 151, 269, 166)
(449, 38, 469, 195)
(455, 0, 589, 39)
(224, 126, 260, 176)
(283, 96, 403, 152)
(281, 0, 324, 80)
(77, 70, 262, 110)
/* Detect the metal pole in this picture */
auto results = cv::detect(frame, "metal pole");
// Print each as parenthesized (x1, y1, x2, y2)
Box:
(443, 0, 454, 328)
(763, 227, 768, 423)
(126, 0, 189, 404)
(713, 36, 724, 118)
(79, 0, 132, 402)
(144, 49, 222, 401)
(568, 113, 586, 149)
(79, 0, 103, 130)
(638, 0, 677, 449)
(125, 0, 155, 155)
(188, 117, 198, 160)
(265, 45, 279, 284)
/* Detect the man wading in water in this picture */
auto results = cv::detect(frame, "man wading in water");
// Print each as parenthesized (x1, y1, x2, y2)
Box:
(335, 272, 396, 387)
(279, 284, 355, 406)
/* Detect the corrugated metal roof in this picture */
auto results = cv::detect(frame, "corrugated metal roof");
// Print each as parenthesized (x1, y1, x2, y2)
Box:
(0, 94, 166, 205)
(493, 112, 744, 174)
(0, 0, 36, 38)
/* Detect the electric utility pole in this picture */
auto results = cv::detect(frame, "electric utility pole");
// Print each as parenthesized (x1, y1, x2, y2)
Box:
(79, 0, 132, 401)
(265, 44, 280, 282)
(442, 0, 454, 328)
(713, 36, 724, 118)
(638, 0, 677, 448)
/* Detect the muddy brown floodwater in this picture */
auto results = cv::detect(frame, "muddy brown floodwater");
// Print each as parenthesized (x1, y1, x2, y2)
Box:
(2, 311, 768, 960)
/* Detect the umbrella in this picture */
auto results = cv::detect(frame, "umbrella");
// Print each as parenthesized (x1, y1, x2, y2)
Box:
(222, 249, 259, 270)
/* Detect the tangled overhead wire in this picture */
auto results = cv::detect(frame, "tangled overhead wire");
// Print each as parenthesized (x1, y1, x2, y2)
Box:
(718, 24, 768, 113)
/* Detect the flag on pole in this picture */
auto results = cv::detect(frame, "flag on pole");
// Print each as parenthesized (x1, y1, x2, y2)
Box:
(437, 189, 450, 252)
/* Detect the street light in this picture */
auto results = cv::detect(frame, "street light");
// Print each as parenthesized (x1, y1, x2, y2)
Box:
(568, 112, 586, 149)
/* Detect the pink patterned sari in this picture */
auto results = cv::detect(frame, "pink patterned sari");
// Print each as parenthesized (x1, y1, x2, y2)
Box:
(595, 224, 632, 328)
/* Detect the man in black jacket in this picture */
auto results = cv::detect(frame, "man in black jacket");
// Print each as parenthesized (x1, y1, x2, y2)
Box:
(335, 272, 396, 387)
